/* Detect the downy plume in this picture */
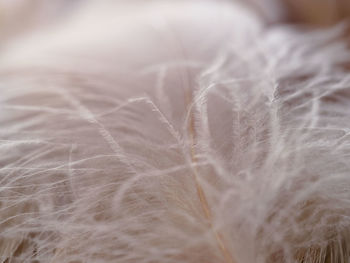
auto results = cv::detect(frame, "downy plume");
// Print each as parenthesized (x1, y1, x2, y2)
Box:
(0, 1, 350, 262)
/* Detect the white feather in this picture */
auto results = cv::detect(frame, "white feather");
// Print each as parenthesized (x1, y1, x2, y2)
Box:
(0, 1, 350, 263)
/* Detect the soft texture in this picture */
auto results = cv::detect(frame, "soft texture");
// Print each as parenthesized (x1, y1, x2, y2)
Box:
(0, 1, 350, 263)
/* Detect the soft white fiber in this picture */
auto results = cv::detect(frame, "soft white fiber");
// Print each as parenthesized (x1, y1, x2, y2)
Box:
(0, 1, 350, 262)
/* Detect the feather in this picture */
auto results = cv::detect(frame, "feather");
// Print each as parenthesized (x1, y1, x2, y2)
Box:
(0, 1, 350, 263)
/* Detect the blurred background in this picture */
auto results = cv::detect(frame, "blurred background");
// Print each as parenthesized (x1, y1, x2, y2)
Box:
(283, 0, 350, 27)
(245, 0, 350, 26)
